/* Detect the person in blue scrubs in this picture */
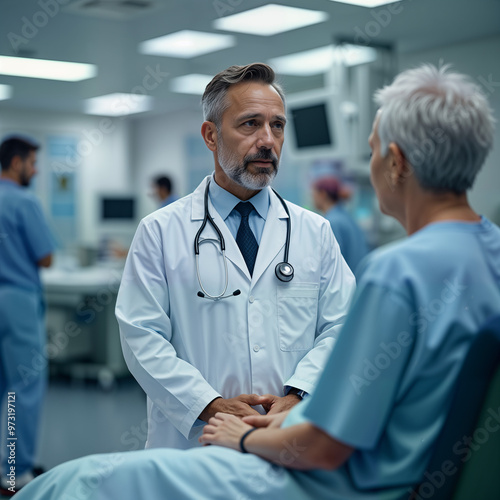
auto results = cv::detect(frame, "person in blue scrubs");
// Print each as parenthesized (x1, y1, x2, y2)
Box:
(14, 64, 500, 500)
(312, 176, 370, 276)
(0, 137, 55, 497)
(152, 175, 178, 208)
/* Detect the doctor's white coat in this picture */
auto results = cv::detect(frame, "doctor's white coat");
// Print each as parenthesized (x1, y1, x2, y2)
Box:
(116, 176, 356, 449)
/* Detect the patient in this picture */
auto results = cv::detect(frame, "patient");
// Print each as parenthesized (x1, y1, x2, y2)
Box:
(15, 64, 500, 500)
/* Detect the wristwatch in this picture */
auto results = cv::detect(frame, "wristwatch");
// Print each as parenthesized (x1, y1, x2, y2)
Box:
(288, 388, 307, 399)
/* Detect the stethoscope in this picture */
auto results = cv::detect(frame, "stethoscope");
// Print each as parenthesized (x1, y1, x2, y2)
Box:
(195, 179, 294, 300)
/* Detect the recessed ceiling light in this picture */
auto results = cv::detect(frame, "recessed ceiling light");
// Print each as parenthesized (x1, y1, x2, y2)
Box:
(327, 0, 402, 7)
(138, 30, 235, 58)
(337, 44, 378, 66)
(0, 56, 96, 81)
(269, 45, 377, 76)
(0, 84, 13, 100)
(170, 74, 213, 95)
(213, 4, 329, 36)
(84, 93, 153, 116)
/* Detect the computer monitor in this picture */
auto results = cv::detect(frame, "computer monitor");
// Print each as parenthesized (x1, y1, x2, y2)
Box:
(101, 197, 135, 220)
(285, 86, 349, 161)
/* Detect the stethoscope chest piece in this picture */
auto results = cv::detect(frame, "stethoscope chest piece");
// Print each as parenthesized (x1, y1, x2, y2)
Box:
(275, 262, 294, 282)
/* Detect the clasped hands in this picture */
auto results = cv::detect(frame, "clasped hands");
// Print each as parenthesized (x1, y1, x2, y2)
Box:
(198, 393, 298, 451)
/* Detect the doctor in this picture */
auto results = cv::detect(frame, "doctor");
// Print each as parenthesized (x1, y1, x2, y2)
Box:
(116, 62, 355, 450)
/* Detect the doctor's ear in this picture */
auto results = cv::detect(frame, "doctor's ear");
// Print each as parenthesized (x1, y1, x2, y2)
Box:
(201, 121, 218, 152)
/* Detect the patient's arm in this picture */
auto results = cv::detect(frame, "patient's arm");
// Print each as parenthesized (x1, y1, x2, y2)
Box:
(199, 412, 354, 471)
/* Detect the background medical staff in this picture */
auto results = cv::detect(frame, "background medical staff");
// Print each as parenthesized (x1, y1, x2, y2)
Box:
(0, 137, 55, 496)
(152, 175, 178, 208)
(116, 63, 356, 450)
(312, 176, 370, 276)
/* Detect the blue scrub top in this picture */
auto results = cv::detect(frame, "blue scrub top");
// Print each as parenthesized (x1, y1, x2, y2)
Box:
(160, 193, 179, 208)
(283, 217, 500, 498)
(325, 205, 369, 276)
(0, 179, 55, 291)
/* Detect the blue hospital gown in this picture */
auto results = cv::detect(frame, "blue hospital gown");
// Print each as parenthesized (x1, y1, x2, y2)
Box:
(15, 217, 500, 500)
(325, 205, 370, 276)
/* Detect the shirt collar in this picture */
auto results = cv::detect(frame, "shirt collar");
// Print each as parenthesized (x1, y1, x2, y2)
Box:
(0, 178, 21, 189)
(208, 173, 270, 222)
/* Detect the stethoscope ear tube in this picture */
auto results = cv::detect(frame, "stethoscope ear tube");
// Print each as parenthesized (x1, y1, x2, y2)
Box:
(196, 179, 295, 299)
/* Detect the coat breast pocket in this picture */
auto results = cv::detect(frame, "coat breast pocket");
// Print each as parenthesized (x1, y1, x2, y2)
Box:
(277, 284, 319, 352)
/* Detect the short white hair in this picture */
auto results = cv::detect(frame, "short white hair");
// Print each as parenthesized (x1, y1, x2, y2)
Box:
(374, 64, 495, 193)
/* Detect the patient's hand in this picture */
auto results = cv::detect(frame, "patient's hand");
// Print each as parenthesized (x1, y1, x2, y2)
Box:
(243, 411, 290, 429)
(199, 413, 253, 451)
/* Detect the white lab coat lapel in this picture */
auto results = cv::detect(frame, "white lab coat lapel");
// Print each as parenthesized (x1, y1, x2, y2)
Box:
(251, 189, 288, 285)
(191, 176, 250, 280)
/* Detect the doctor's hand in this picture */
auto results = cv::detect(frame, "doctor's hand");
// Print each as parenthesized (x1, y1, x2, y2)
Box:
(199, 412, 253, 451)
(261, 393, 301, 415)
(199, 394, 274, 422)
(243, 410, 290, 429)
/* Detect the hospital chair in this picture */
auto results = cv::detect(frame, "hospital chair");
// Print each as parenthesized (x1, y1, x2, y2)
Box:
(410, 314, 500, 500)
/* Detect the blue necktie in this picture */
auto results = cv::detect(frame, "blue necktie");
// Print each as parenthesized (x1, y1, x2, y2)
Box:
(234, 202, 259, 276)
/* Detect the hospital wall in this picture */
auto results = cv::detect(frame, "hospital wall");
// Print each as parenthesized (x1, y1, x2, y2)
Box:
(129, 109, 206, 217)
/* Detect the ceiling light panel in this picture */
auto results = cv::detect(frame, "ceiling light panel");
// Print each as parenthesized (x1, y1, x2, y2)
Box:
(170, 74, 213, 95)
(327, 0, 402, 7)
(138, 30, 235, 58)
(0, 56, 97, 81)
(269, 45, 377, 76)
(213, 4, 329, 36)
(0, 84, 13, 100)
(84, 93, 152, 116)
(270, 46, 335, 76)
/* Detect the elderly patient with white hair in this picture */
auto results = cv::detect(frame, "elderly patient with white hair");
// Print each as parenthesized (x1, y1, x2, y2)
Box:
(15, 64, 500, 500)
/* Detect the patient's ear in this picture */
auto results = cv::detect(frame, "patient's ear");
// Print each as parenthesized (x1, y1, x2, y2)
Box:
(388, 142, 412, 186)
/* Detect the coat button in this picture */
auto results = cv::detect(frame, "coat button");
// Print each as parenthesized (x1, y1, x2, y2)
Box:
(249, 295, 255, 303)
(253, 344, 260, 352)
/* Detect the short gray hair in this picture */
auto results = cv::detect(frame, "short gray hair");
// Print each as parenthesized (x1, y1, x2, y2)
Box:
(374, 64, 495, 193)
(202, 63, 285, 129)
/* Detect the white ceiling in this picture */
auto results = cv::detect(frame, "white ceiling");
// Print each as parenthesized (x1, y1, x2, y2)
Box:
(1, 0, 499, 117)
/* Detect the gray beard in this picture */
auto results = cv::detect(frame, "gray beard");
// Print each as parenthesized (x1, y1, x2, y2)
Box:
(217, 137, 279, 191)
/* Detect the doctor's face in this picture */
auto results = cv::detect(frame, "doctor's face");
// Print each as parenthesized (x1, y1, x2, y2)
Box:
(215, 82, 286, 191)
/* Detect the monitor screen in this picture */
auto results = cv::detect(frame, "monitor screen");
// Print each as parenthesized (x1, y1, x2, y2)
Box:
(101, 197, 135, 220)
(290, 103, 333, 149)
